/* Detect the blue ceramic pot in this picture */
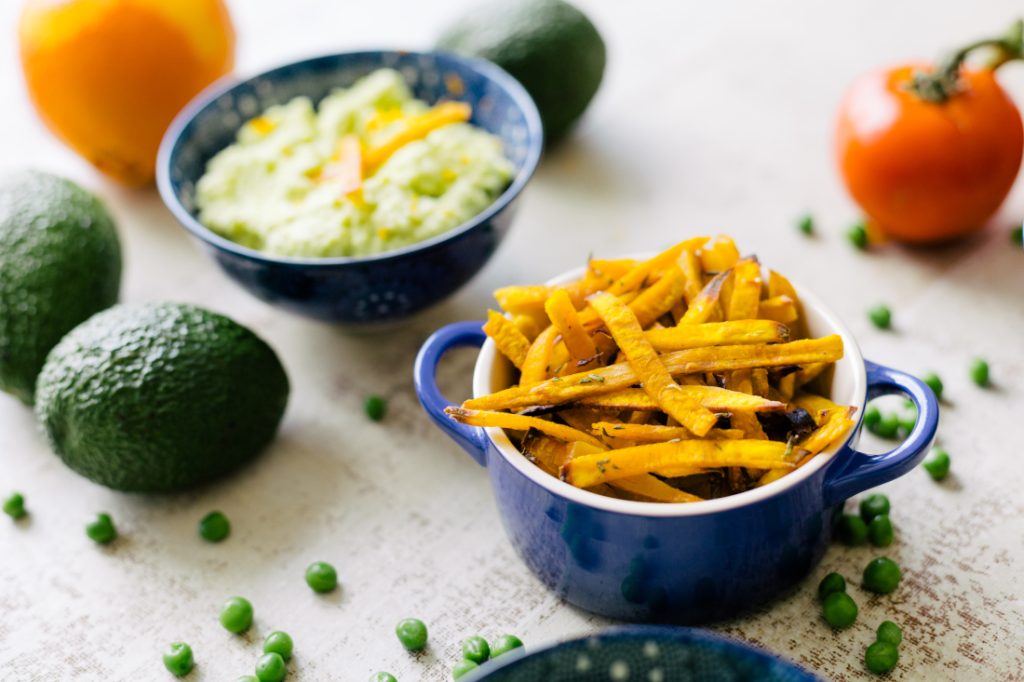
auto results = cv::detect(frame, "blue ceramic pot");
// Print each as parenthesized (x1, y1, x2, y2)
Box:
(157, 50, 542, 326)
(414, 272, 939, 623)
(463, 625, 821, 681)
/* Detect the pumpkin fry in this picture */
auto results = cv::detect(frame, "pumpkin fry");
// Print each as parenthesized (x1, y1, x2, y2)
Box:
(759, 295, 799, 324)
(483, 310, 532, 369)
(679, 248, 704, 304)
(646, 320, 788, 351)
(445, 407, 605, 449)
(726, 258, 763, 321)
(579, 386, 785, 413)
(562, 440, 794, 488)
(678, 270, 729, 325)
(592, 422, 744, 443)
(545, 289, 597, 367)
(628, 265, 688, 328)
(589, 293, 718, 437)
(519, 325, 558, 385)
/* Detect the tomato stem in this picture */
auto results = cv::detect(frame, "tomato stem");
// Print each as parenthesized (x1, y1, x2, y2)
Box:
(909, 19, 1023, 103)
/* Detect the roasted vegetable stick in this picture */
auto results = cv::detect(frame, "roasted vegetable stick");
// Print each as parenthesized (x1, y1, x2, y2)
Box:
(522, 431, 570, 477)
(679, 248, 704, 304)
(607, 239, 705, 298)
(519, 325, 557, 385)
(798, 408, 856, 456)
(678, 271, 729, 325)
(579, 386, 785, 413)
(610, 475, 703, 503)
(759, 295, 799, 324)
(646, 320, 788, 351)
(699, 235, 740, 272)
(545, 289, 597, 366)
(793, 392, 844, 425)
(483, 310, 532, 369)
(464, 336, 844, 411)
(446, 407, 605, 449)
(512, 314, 541, 342)
(628, 265, 688, 328)
(727, 258, 763, 321)
(562, 440, 794, 487)
(592, 422, 744, 443)
(794, 362, 828, 389)
(768, 270, 808, 339)
(589, 293, 719, 437)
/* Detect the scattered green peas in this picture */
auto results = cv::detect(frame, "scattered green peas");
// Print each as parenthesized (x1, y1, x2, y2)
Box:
(860, 494, 890, 522)
(969, 358, 990, 387)
(865, 640, 899, 674)
(817, 572, 846, 601)
(305, 561, 338, 593)
(922, 373, 943, 400)
(923, 448, 951, 481)
(490, 634, 524, 658)
(86, 512, 117, 544)
(868, 305, 891, 330)
(395, 618, 428, 651)
(868, 514, 894, 547)
(1012, 224, 1023, 247)
(198, 511, 231, 542)
(3, 492, 26, 520)
(162, 642, 194, 677)
(821, 591, 858, 629)
(236, 677, 259, 682)
(877, 620, 903, 646)
(838, 514, 868, 546)
(863, 404, 881, 429)
(461, 635, 490, 664)
(255, 652, 286, 682)
(365, 395, 387, 422)
(863, 557, 902, 594)
(452, 660, 479, 680)
(897, 406, 916, 435)
(797, 214, 815, 236)
(847, 223, 869, 250)
(369, 674, 397, 682)
(870, 413, 900, 439)
(263, 631, 294, 662)
(219, 596, 254, 634)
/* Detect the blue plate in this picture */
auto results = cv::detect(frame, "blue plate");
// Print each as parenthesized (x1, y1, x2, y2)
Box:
(158, 50, 542, 326)
(465, 627, 821, 681)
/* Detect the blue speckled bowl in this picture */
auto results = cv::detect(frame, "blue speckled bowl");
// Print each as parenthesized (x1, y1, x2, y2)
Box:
(465, 627, 822, 682)
(157, 50, 542, 326)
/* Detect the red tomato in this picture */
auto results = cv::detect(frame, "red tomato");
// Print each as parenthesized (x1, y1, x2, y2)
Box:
(835, 64, 1023, 244)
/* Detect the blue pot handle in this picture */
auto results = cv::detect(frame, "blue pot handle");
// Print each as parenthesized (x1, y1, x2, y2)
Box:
(414, 321, 490, 466)
(823, 359, 940, 506)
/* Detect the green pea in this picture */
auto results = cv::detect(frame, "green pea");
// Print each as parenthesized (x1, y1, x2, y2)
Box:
(219, 596, 253, 634)
(305, 561, 338, 593)
(868, 305, 891, 330)
(923, 448, 951, 481)
(865, 640, 899, 674)
(452, 660, 479, 679)
(869, 413, 900, 439)
(490, 634, 524, 658)
(255, 652, 286, 682)
(863, 557, 902, 594)
(868, 514, 894, 547)
(876, 620, 903, 647)
(969, 358, 990, 387)
(863, 405, 881, 429)
(86, 512, 117, 544)
(838, 514, 868, 546)
(860, 494, 890, 522)
(263, 631, 293, 662)
(369, 674, 397, 682)
(461, 635, 490, 664)
(797, 214, 815, 236)
(922, 373, 943, 401)
(897, 407, 916, 435)
(821, 591, 858, 629)
(1011, 224, 1023, 247)
(162, 642, 194, 677)
(847, 223, 869, 250)
(817, 572, 846, 601)
(3, 492, 26, 520)
(395, 618, 428, 651)
(236, 677, 260, 682)
(198, 511, 230, 542)
(365, 395, 387, 422)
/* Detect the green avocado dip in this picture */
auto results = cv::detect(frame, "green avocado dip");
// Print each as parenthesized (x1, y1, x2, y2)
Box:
(195, 69, 514, 258)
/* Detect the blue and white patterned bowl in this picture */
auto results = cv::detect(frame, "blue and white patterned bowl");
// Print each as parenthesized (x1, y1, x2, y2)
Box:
(465, 626, 821, 681)
(157, 50, 542, 326)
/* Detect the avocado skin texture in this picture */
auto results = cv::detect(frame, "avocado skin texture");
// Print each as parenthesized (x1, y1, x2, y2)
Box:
(437, 0, 606, 146)
(0, 170, 122, 404)
(35, 303, 290, 493)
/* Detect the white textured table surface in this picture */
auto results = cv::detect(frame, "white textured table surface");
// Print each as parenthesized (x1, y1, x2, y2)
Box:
(2, 1, 1023, 680)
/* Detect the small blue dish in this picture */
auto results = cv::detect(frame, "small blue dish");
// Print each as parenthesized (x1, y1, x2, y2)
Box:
(157, 50, 542, 326)
(464, 626, 821, 681)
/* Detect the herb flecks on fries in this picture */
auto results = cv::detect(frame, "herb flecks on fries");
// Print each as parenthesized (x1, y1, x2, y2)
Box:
(446, 236, 855, 503)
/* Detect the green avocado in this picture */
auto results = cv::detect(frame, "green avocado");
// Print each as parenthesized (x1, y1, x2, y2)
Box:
(35, 303, 289, 493)
(437, 0, 606, 145)
(0, 170, 122, 404)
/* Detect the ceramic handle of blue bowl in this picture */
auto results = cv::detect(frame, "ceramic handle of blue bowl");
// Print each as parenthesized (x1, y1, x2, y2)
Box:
(823, 359, 940, 506)
(414, 321, 490, 466)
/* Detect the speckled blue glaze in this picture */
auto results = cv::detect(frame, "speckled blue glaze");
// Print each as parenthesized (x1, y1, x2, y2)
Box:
(464, 626, 822, 681)
(415, 321, 939, 623)
(157, 51, 542, 326)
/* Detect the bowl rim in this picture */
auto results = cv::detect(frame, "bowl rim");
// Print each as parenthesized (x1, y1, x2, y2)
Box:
(155, 48, 544, 267)
(471, 257, 867, 518)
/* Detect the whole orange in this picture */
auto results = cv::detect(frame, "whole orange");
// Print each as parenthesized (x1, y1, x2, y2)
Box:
(19, 0, 235, 185)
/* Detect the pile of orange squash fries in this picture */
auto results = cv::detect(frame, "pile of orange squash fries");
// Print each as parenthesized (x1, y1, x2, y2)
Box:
(446, 236, 856, 503)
